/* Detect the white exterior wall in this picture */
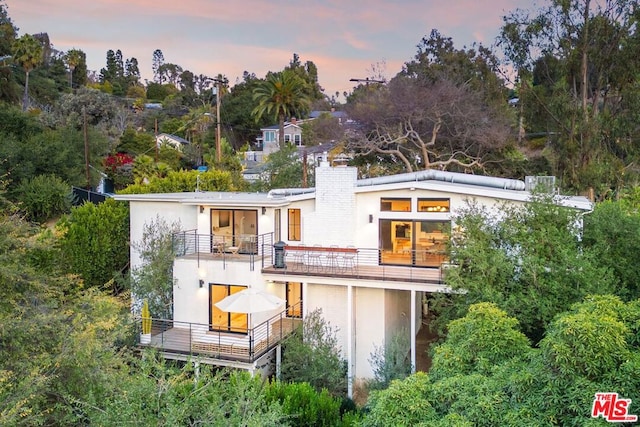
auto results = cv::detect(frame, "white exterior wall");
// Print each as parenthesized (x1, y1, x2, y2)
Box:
(282, 199, 315, 244)
(353, 287, 385, 379)
(173, 260, 283, 327)
(129, 201, 197, 269)
(383, 289, 411, 348)
(305, 283, 397, 379)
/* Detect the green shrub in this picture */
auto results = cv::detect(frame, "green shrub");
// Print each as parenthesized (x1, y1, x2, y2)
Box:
(16, 174, 71, 223)
(280, 309, 348, 396)
(265, 381, 342, 427)
(367, 327, 412, 390)
(57, 198, 129, 290)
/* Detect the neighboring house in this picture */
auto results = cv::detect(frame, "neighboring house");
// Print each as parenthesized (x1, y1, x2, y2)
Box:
(309, 109, 349, 123)
(114, 163, 591, 397)
(156, 133, 190, 151)
(259, 118, 305, 156)
(241, 162, 269, 183)
(256, 110, 350, 156)
(246, 110, 354, 181)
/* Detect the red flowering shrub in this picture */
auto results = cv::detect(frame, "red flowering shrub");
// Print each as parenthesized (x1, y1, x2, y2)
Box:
(104, 153, 134, 174)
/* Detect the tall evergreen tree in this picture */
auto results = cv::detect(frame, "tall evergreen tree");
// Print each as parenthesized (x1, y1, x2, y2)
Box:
(152, 48, 164, 84)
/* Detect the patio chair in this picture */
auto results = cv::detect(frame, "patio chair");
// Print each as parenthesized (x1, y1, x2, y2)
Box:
(342, 245, 357, 273)
(308, 244, 324, 272)
(326, 245, 340, 272)
(291, 243, 306, 271)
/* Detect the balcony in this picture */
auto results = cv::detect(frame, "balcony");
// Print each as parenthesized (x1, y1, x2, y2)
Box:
(264, 245, 447, 285)
(173, 231, 449, 285)
(136, 302, 302, 364)
(172, 230, 274, 271)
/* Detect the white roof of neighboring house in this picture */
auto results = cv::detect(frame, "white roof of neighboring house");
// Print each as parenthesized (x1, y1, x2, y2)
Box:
(156, 133, 190, 148)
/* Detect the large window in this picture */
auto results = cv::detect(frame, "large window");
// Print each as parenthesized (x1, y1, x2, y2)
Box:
(211, 209, 258, 253)
(294, 134, 301, 146)
(265, 131, 275, 142)
(379, 219, 450, 267)
(288, 209, 301, 241)
(210, 284, 248, 333)
(380, 198, 411, 212)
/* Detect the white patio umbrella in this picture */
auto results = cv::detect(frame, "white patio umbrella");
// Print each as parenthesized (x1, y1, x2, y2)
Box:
(214, 288, 285, 314)
(215, 288, 285, 331)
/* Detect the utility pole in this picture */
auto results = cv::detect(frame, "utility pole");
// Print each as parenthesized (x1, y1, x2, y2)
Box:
(154, 118, 159, 163)
(83, 108, 90, 190)
(211, 77, 227, 163)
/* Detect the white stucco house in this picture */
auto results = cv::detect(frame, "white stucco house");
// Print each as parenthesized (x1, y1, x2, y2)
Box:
(114, 162, 591, 397)
(155, 133, 190, 151)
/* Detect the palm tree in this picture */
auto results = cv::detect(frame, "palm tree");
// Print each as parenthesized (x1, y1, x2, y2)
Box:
(12, 34, 43, 111)
(252, 70, 311, 149)
(65, 48, 83, 89)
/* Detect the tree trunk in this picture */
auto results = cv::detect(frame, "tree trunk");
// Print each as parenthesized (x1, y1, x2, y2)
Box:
(278, 113, 285, 149)
(581, 0, 590, 122)
(22, 70, 30, 111)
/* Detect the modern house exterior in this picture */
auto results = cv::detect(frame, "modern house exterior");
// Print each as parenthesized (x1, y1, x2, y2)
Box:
(114, 161, 592, 397)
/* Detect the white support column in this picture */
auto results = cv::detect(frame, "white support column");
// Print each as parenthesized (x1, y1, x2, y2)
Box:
(411, 289, 416, 374)
(276, 345, 282, 380)
(302, 282, 309, 317)
(347, 284, 353, 398)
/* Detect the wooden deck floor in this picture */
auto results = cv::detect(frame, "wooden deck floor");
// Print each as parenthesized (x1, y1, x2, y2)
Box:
(262, 262, 444, 284)
(178, 251, 448, 285)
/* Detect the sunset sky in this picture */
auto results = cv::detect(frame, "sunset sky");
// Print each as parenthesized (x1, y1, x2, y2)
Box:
(7, 0, 533, 99)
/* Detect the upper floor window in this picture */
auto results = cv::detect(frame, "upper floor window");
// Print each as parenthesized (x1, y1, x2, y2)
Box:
(284, 134, 291, 143)
(418, 198, 450, 212)
(265, 131, 275, 142)
(294, 134, 301, 146)
(288, 209, 301, 241)
(380, 198, 411, 212)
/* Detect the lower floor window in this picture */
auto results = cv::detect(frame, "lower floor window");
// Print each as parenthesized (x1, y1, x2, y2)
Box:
(210, 284, 248, 333)
(286, 282, 302, 318)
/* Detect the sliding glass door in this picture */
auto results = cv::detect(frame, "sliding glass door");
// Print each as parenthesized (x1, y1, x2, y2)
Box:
(210, 209, 258, 253)
(379, 219, 450, 267)
(210, 284, 248, 333)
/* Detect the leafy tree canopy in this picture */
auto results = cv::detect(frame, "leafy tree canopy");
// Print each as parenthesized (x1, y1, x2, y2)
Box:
(57, 198, 130, 292)
(431, 193, 613, 343)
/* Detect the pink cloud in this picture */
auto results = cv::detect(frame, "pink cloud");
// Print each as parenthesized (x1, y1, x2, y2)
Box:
(6, 0, 534, 99)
